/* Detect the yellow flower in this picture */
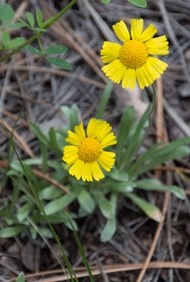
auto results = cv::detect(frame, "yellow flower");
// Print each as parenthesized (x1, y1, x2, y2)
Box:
(101, 19, 169, 89)
(62, 118, 117, 182)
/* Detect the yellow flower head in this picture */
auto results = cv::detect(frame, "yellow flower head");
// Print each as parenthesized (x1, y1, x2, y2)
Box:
(62, 118, 117, 182)
(101, 19, 169, 89)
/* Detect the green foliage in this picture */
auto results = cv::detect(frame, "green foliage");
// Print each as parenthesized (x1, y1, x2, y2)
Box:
(101, 0, 147, 7)
(96, 81, 113, 119)
(101, 0, 111, 3)
(0, 4, 14, 24)
(16, 272, 25, 282)
(2, 100, 189, 243)
(128, 0, 147, 8)
(0, 0, 187, 248)
(0, 4, 25, 51)
(0, 3, 72, 71)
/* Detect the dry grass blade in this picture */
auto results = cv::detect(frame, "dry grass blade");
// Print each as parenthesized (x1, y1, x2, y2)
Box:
(0, 118, 34, 157)
(11, 261, 190, 282)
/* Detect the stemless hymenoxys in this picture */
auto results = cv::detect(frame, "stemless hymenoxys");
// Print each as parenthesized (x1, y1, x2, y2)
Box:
(101, 19, 169, 89)
(63, 118, 117, 182)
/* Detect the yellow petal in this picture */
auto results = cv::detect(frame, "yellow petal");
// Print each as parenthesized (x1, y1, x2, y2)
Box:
(63, 145, 78, 155)
(141, 64, 154, 86)
(146, 57, 162, 80)
(63, 153, 78, 165)
(136, 67, 146, 89)
(122, 68, 137, 89)
(147, 57, 168, 74)
(131, 19, 144, 40)
(102, 59, 126, 84)
(100, 41, 121, 63)
(101, 132, 117, 148)
(87, 118, 99, 138)
(91, 162, 104, 181)
(69, 159, 85, 180)
(145, 35, 169, 55)
(66, 130, 81, 145)
(98, 151, 116, 171)
(112, 20, 130, 42)
(96, 122, 112, 141)
(63, 145, 79, 164)
(74, 122, 86, 140)
(82, 163, 93, 182)
(139, 23, 157, 42)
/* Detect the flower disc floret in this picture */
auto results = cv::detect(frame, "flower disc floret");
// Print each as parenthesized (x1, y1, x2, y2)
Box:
(119, 40, 148, 69)
(62, 118, 117, 182)
(100, 18, 169, 89)
(78, 137, 102, 162)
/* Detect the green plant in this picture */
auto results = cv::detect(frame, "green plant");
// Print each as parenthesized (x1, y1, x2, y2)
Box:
(0, 1, 75, 69)
(1, 85, 189, 243)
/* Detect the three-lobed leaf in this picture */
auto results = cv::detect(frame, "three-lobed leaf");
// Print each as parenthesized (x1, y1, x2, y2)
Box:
(45, 44, 68, 55)
(16, 272, 25, 282)
(128, 0, 147, 8)
(26, 12, 35, 28)
(0, 4, 14, 24)
(47, 57, 72, 70)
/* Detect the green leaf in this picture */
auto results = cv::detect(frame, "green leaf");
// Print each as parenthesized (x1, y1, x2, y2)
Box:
(60, 104, 80, 129)
(38, 227, 53, 238)
(44, 193, 76, 215)
(25, 45, 42, 55)
(32, 27, 46, 32)
(9, 161, 36, 180)
(101, 217, 116, 242)
(30, 122, 49, 146)
(47, 57, 72, 70)
(78, 189, 95, 214)
(128, 0, 147, 8)
(4, 21, 25, 30)
(39, 186, 63, 200)
(124, 103, 152, 167)
(94, 193, 113, 218)
(36, 10, 43, 28)
(17, 202, 32, 222)
(116, 106, 135, 166)
(16, 272, 25, 282)
(0, 4, 14, 24)
(126, 193, 163, 222)
(45, 44, 68, 55)
(18, 19, 30, 28)
(8, 37, 25, 49)
(136, 144, 190, 177)
(1, 31, 11, 46)
(101, 179, 134, 193)
(0, 226, 24, 238)
(96, 81, 113, 119)
(62, 216, 78, 231)
(26, 12, 35, 28)
(101, 0, 111, 3)
(109, 168, 129, 182)
(48, 128, 62, 153)
(135, 178, 185, 200)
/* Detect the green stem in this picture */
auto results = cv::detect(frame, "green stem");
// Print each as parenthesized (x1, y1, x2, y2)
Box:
(145, 83, 157, 118)
(0, 0, 77, 63)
